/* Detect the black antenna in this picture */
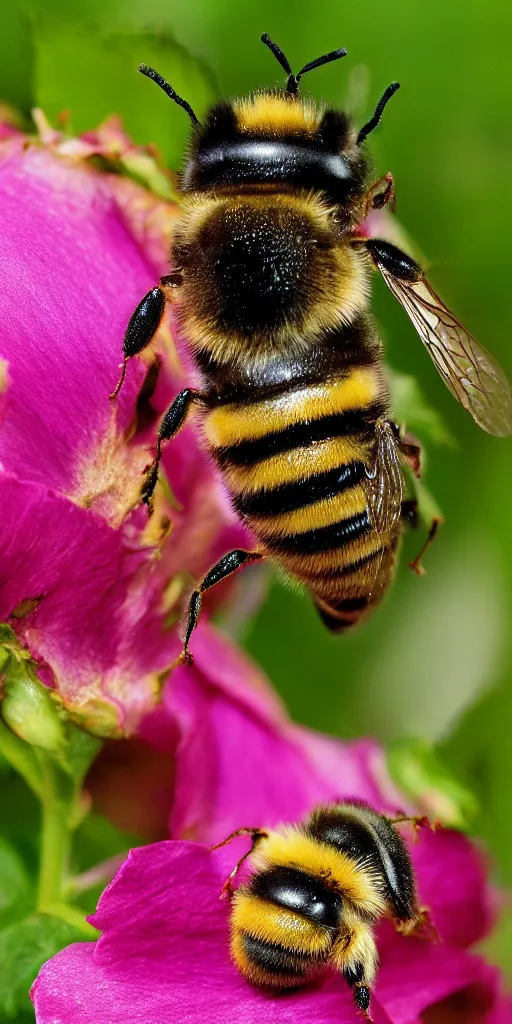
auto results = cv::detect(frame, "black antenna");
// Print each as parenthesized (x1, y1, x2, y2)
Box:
(261, 33, 347, 95)
(138, 63, 200, 126)
(357, 82, 400, 144)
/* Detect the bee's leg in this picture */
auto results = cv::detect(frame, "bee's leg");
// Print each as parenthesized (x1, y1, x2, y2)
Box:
(344, 965, 372, 1021)
(211, 828, 268, 900)
(363, 171, 396, 217)
(387, 811, 433, 828)
(110, 272, 182, 399)
(409, 517, 443, 576)
(141, 387, 203, 512)
(181, 549, 264, 665)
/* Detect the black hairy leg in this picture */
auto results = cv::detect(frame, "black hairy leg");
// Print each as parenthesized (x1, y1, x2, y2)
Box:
(181, 550, 264, 665)
(343, 961, 372, 1019)
(210, 827, 268, 900)
(110, 272, 183, 399)
(141, 388, 203, 512)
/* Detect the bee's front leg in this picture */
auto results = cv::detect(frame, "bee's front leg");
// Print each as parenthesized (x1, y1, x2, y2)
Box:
(110, 271, 183, 399)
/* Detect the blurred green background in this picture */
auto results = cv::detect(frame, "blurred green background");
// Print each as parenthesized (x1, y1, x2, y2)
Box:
(1, 0, 511, 1004)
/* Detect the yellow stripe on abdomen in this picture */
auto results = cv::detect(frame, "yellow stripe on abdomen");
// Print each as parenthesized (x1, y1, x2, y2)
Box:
(205, 367, 381, 448)
(254, 485, 368, 537)
(221, 435, 370, 494)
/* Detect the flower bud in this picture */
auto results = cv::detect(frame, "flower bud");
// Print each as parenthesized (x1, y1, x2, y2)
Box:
(1, 659, 67, 756)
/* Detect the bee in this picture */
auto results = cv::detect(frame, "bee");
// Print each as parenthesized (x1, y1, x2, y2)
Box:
(111, 34, 512, 661)
(211, 802, 431, 1018)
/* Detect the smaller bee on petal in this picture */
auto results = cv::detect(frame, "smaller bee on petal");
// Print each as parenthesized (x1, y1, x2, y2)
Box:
(213, 802, 435, 1019)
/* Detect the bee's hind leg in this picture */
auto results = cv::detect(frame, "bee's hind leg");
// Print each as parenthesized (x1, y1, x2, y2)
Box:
(400, 500, 443, 575)
(398, 431, 443, 574)
(409, 517, 443, 576)
(180, 549, 264, 665)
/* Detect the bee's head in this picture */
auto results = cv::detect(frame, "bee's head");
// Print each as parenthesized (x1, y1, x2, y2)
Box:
(138, 36, 399, 205)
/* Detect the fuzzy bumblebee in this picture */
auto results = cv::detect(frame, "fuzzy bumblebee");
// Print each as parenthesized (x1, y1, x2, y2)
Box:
(213, 802, 429, 1018)
(112, 34, 511, 662)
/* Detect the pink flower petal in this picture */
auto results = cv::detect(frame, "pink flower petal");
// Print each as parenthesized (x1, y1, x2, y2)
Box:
(376, 921, 499, 1024)
(149, 624, 392, 845)
(411, 827, 493, 948)
(0, 141, 151, 500)
(0, 474, 173, 735)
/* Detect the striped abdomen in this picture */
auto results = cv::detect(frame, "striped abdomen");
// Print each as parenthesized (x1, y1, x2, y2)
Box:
(204, 362, 401, 630)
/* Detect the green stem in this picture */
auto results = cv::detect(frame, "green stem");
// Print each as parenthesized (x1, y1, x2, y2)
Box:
(36, 760, 72, 910)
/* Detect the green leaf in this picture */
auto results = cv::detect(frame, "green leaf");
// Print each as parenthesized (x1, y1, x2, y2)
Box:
(0, 913, 91, 1018)
(389, 370, 456, 448)
(0, 5, 34, 113)
(387, 737, 479, 830)
(0, 839, 32, 929)
(34, 24, 217, 168)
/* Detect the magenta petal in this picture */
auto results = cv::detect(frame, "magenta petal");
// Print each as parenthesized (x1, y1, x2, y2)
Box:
(0, 142, 155, 495)
(0, 474, 174, 734)
(489, 996, 512, 1023)
(411, 827, 492, 947)
(32, 843, 392, 1024)
(161, 624, 396, 845)
(376, 924, 499, 1024)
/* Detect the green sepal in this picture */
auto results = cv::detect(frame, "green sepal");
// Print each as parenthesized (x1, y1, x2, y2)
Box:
(387, 737, 479, 831)
(2, 660, 68, 758)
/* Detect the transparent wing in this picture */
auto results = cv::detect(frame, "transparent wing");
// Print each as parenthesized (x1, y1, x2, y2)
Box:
(363, 419, 404, 533)
(378, 266, 512, 437)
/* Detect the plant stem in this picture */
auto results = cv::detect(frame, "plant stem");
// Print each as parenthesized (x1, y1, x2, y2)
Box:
(37, 760, 72, 911)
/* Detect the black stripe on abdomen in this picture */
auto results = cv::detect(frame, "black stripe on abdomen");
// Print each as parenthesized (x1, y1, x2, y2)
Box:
(241, 933, 312, 978)
(216, 405, 382, 468)
(265, 511, 371, 555)
(301, 546, 387, 581)
(234, 461, 366, 517)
